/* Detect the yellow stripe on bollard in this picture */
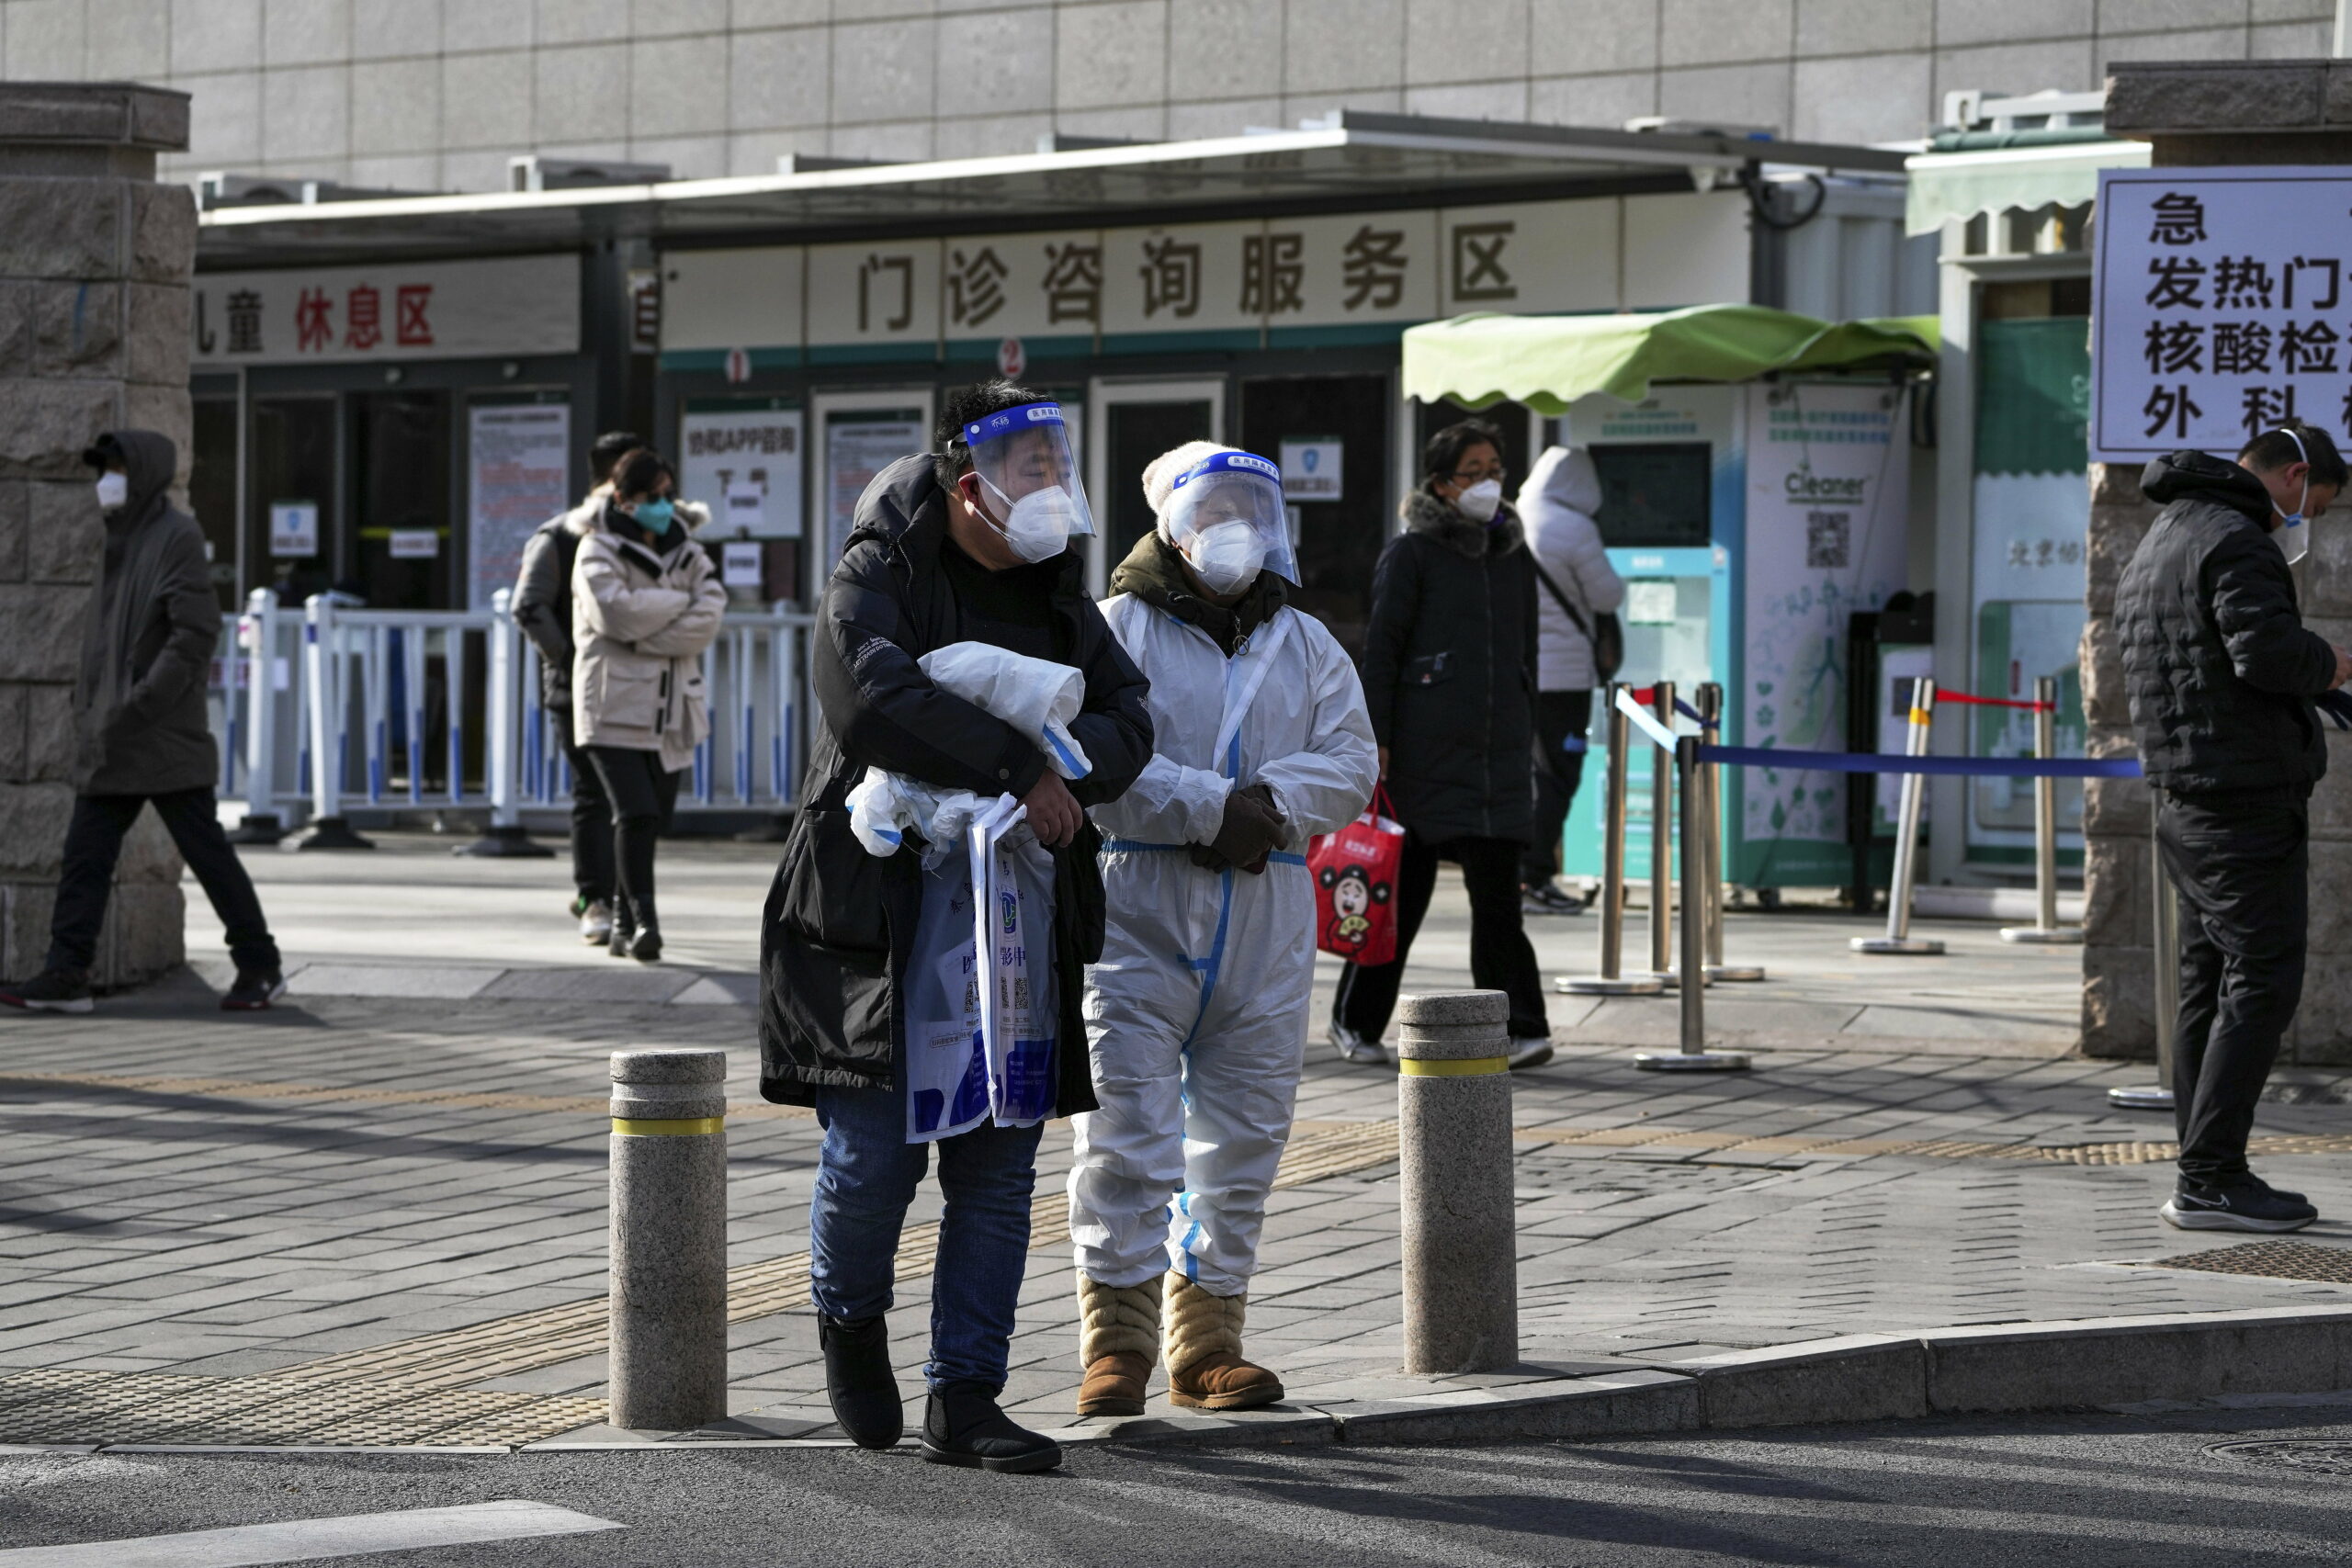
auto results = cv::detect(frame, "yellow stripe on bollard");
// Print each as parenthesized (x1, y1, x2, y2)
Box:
(1397, 1056, 1509, 1077)
(610, 1116, 725, 1136)
(1908, 707, 1934, 727)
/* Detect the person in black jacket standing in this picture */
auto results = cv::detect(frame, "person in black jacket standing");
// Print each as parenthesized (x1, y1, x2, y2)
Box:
(2117, 422, 2351, 1234)
(513, 429, 643, 945)
(761, 380, 1152, 1472)
(1332, 419, 1552, 1070)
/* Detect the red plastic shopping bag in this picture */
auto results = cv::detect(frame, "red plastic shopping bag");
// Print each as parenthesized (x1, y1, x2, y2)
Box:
(1309, 785, 1405, 966)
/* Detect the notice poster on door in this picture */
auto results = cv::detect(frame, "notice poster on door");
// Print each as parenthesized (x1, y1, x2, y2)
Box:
(468, 402, 571, 610)
(1740, 382, 1910, 861)
(680, 402, 803, 539)
(825, 413, 925, 566)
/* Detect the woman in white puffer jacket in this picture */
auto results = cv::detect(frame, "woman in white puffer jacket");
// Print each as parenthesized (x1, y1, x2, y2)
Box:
(571, 448, 727, 961)
(1516, 446, 1625, 908)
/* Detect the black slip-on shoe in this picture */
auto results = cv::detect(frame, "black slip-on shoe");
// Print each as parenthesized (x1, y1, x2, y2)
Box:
(819, 1314, 903, 1450)
(920, 1382, 1062, 1473)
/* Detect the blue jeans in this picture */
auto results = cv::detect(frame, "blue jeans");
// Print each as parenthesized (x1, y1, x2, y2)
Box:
(808, 1084, 1045, 1394)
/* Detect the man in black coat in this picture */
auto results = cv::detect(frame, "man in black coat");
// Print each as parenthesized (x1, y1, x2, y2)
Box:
(1, 431, 284, 1016)
(762, 380, 1151, 1471)
(2117, 421, 2351, 1233)
(512, 429, 642, 944)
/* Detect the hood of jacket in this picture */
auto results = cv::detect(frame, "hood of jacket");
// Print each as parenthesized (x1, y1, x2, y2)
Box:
(1108, 530, 1287, 654)
(95, 428, 177, 537)
(853, 453, 1090, 599)
(1400, 484, 1525, 558)
(2142, 450, 2275, 525)
(1518, 445, 1601, 520)
(560, 484, 611, 537)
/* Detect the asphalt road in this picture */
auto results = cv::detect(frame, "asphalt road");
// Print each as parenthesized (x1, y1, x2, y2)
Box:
(7, 1404, 2352, 1566)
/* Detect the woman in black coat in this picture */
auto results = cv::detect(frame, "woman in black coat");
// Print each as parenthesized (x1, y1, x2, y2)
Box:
(1331, 419, 1552, 1068)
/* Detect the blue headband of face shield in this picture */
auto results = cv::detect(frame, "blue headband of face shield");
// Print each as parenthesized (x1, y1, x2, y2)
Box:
(963, 401, 1067, 446)
(1171, 450, 1283, 493)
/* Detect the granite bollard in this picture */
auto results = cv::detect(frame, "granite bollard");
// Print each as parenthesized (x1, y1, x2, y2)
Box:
(1396, 989, 1519, 1375)
(608, 1048, 729, 1430)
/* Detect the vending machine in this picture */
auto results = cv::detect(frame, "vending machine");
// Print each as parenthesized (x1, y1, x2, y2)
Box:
(1556, 378, 1913, 890)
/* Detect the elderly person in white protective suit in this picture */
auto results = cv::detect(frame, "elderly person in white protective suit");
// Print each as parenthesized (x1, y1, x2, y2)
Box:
(1069, 443, 1379, 1416)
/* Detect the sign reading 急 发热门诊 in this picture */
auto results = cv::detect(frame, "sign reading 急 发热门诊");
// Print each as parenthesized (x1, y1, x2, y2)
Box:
(2091, 167, 2352, 462)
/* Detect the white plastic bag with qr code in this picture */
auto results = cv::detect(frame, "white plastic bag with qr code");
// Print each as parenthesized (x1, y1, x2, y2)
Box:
(967, 795, 1057, 1129)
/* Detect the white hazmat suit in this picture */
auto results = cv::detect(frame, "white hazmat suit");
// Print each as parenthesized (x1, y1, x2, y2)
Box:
(1071, 542, 1379, 1299)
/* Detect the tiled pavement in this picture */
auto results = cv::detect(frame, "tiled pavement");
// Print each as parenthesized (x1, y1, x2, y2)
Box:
(2, 959, 2349, 1442)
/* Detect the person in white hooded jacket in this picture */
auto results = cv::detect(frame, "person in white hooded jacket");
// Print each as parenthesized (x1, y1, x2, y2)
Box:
(1070, 442, 1378, 1417)
(1516, 446, 1625, 909)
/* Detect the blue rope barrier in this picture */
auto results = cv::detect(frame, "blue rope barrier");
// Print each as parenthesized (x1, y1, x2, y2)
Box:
(1698, 743, 2142, 780)
(1672, 697, 1720, 728)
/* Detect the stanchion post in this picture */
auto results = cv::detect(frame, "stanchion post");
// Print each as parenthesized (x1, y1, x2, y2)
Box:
(1396, 990, 1518, 1373)
(1558, 683, 1663, 996)
(1695, 681, 1764, 984)
(293, 592, 373, 851)
(228, 588, 285, 844)
(1637, 739, 1751, 1072)
(1647, 681, 1676, 977)
(2002, 675, 2084, 945)
(2109, 785, 2179, 1111)
(1851, 675, 1941, 954)
(458, 588, 553, 858)
(608, 1048, 729, 1430)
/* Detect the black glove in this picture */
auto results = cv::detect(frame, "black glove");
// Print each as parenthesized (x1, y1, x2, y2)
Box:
(2318, 690, 2352, 732)
(1190, 783, 1287, 875)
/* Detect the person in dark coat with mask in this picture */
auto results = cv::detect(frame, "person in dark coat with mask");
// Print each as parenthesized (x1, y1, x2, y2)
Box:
(762, 379, 1152, 1472)
(1331, 418, 1551, 1071)
(2117, 421, 2352, 1235)
(0, 430, 285, 1016)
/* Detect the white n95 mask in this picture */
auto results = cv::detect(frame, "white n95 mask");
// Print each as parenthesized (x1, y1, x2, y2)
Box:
(1183, 521, 1268, 594)
(95, 472, 128, 511)
(1455, 478, 1504, 522)
(986, 479, 1080, 563)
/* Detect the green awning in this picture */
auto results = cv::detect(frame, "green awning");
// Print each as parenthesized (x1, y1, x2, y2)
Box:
(1903, 139, 2148, 236)
(1399, 305, 1938, 413)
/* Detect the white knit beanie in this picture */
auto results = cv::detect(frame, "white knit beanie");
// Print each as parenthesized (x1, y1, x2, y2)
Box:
(1139, 441, 1234, 521)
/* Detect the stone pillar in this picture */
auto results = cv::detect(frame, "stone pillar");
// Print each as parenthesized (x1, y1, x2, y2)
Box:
(2087, 61, 2352, 1066)
(0, 84, 196, 987)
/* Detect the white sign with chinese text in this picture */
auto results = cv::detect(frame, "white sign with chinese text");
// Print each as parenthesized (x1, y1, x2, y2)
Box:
(388, 529, 439, 559)
(722, 540, 764, 590)
(268, 502, 318, 558)
(2092, 167, 2352, 460)
(1280, 437, 1344, 501)
(1100, 221, 1260, 337)
(807, 242, 942, 348)
(467, 403, 571, 611)
(679, 403, 804, 539)
(194, 254, 579, 366)
(940, 231, 1104, 341)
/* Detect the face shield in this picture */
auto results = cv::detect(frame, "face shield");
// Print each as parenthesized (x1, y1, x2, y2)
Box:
(1161, 450, 1295, 593)
(962, 401, 1095, 563)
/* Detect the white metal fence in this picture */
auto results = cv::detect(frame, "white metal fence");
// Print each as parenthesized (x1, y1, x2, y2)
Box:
(207, 590, 816, 834)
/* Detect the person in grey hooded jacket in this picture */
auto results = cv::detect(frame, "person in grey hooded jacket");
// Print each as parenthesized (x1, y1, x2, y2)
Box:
(1516, 446, 1624, 908)
(0, 430, 285, 1016)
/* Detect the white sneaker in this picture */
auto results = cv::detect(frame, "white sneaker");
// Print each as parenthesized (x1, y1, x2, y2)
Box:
(1509, 1034, 1555, 1070)
(579, 898, 615, 944)
(1329, 1022, 1388, 1066)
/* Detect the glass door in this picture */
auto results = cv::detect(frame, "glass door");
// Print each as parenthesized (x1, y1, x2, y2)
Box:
(1239, 373, 1391, 653)
(1085, 378, 1224, 598)
(248, 394, 336, 608)
(811, 389, 935, 599)
(349, 389, 452, 609)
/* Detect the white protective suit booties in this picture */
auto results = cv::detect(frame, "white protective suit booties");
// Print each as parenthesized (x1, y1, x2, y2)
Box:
(1069, 444, 1379, 1341)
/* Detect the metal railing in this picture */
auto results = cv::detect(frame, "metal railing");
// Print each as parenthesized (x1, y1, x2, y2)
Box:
(208, 590, 815, 841)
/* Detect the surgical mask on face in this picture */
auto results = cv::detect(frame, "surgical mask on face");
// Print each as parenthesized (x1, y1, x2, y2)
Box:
(2272, 426, 2312, 565)
(1182, 521, 1267, 595)
(633, 498, 675, 536)
(982, 479, 1078, 563)
(94, 471, 128, 511)
(1454, 478, 1504, 523)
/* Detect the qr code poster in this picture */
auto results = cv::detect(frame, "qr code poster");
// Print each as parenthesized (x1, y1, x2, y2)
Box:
(2092, 167, 2352, 461)
(1805, 510, 1850, 569)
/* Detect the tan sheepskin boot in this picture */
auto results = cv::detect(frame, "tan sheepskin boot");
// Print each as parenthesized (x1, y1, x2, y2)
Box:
(1162, 1273, 1284, 1410)
(1075, 1274, 1161, 1416)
